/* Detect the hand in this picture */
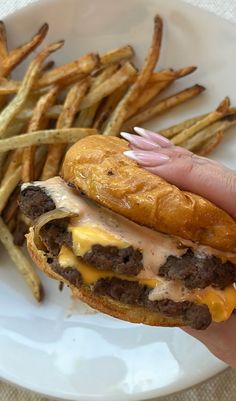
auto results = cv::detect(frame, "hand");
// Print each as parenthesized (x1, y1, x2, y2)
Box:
(121, 127, 236, 368)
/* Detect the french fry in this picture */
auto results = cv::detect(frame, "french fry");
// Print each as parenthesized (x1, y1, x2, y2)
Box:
(93, 85, 128, 130)
(172, 97, 229, 145)
(216, 96, 230, 113)
(0, 21, 8, 111)
(159, 113, 207, 138)
(150, 66, 196, 83)
(126, 80, 173, 119)
(22, 86, 59, 182)
(79, 62, 136, 110)
(0, 217, 43, 302)
(0, 21, 8, 60)
(125, 84, 205, 129)
(0, 53, 98, 94)
(74, 64, 119, 127)
(1, 148, 23, 186)
(100, 45, 134, 66)
(0, 23, 49, 77)
(40, 60, 55, 74)
(2, 186, 19, 224)
(0, 165, 21, 213)
(0, 40, 64, 139)
(197, 130, 224, 156)
(183, 116, 236, 151)
(0, 128, 97, 152)
(104, 15, 163, 136)
(41, 79, 90, 180)
(37, 53, 98, 88)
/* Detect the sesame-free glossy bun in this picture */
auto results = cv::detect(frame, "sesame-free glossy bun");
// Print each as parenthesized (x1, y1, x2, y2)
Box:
(61, 135, 236, 254)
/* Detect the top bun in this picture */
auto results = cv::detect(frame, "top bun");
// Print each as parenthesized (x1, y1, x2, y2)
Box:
(61, 135, 236, 253)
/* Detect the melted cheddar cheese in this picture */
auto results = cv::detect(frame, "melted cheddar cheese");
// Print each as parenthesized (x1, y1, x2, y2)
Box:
(69, 225, 128, 256)
(59, 246, 157, 287)
(58, 246, 236, 323)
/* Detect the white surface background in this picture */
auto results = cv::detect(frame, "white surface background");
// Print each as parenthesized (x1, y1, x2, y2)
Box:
(0, 1, 236, 400)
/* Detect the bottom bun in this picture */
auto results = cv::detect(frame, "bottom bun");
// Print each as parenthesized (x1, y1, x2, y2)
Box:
(26, 229, 184, 327)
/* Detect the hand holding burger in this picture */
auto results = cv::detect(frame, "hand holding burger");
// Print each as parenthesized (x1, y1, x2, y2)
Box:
(122, 127, 236, 368)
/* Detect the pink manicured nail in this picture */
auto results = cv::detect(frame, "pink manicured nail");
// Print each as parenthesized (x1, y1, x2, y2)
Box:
(120, 132, 160, 150)
(123, 150, 170, 166)
(134, 127, 172, 147)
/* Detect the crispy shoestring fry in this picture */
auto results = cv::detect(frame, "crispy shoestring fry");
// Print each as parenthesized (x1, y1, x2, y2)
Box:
(75, 64, 120, 128)
(0, 165, 21, 213)
(22, 85, 59, 182)
(104, 15, 163, 136)
(100, 45, 134, 66)
(172, 97, 229, 145)
(0, 23, 49, 77)
(0, 128, 97, 152)
(0, 217, 43, 302)
(41, 79, 90, 180)
(126, 80, 173, 119)
(79, 62, 136, 111)
(182, 115, 236, 151)
(0, 21, 8, 60)
(197, 130, 224, 156)
(93, 85, 128, 130)
(159, 113, 207, 138)
(125, 84, 205, 129)
(0, 40, 64, 139)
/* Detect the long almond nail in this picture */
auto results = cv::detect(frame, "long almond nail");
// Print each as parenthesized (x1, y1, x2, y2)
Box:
(123, 150, 170, 166)
(120, 132, 160, 150)
(134, 127, 172, 147)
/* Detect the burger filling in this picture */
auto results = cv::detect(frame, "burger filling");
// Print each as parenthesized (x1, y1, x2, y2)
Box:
(20, 177, 236, 330)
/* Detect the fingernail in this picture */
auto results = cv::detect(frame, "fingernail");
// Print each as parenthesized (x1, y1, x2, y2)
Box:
(123, 150, 170, 166)
(134, 127, 172, 147)
(120, 132, 160, 150)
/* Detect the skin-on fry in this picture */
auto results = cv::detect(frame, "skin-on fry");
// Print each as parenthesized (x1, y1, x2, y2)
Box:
(38, 53, 98, 88)
(125, 84, 205, 129)
(0, 128, 97, 152)
(74, 64, 119, 127)
(0, 53, 98, 94)
(2, 186, 19, 224)
(172, 97, 229, 145)
(0, 23, 49, 77)
(41, 79, 90, 180)
(1, 148, 23, 186)
(0, 217, 43, 302)
(100, 45, 134, 66)
(79, 62, 136, 110)
(150, 66, 197, 83)
(216, 96, 230, 113)
(197, 130, 224, 156)
(93, 85, 128, 130)
(183, 115, 236, 151)
(159, 113, 207, 138)
(22, 86, 59, 182)
(0, 21, 8, 60)
(40, 60, 55, 74)
(0, 40, 64, 139)
(104, 15, 163, 136)
(0, 165, 21, 213)
(126, 80, 173, 119)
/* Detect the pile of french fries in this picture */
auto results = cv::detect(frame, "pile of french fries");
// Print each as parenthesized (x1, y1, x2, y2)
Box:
(0, 15, 235, 302)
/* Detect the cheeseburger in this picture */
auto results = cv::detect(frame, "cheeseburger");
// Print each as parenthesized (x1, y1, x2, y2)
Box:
(19, 136, 236, 329)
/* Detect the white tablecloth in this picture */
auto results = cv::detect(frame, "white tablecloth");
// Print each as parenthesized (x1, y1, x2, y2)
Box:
(0, 1, 236, 400)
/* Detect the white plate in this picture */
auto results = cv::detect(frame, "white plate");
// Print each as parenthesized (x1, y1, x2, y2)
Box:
(0, 0, 235, 399)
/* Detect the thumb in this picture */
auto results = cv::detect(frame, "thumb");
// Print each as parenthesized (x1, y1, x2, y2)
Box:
(122, 130, 236, 219)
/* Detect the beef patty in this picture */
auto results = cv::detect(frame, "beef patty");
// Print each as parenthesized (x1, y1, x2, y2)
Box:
(20, 184, 236, 288)
(48, 258, 211, 330)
